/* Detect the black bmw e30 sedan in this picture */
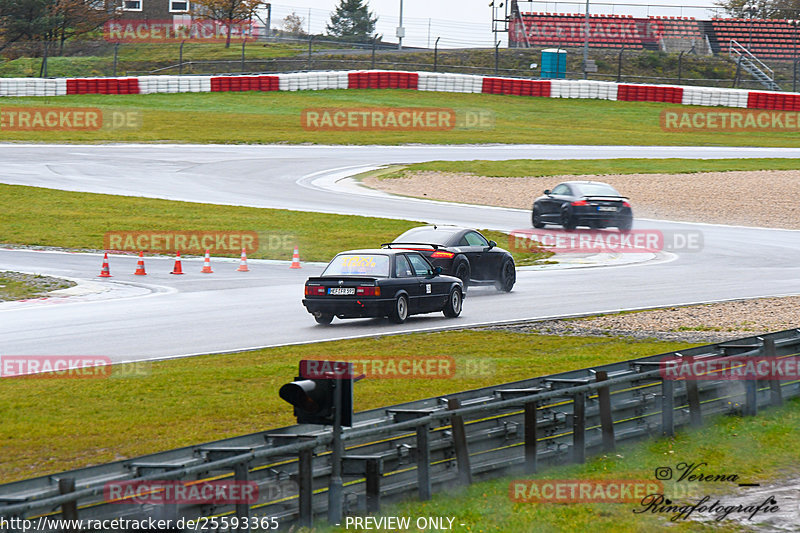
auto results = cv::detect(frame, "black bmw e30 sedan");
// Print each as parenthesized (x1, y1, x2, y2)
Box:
(302, 248, 464, 325)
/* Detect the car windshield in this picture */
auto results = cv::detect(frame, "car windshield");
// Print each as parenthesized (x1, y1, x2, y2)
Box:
(323, 254, 390, 277)
(575, 183, 621, 197)
(394, 228, 458, 246)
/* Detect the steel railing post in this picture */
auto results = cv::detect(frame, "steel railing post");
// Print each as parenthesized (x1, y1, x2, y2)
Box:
(233, 462, 251, 528)
(365, 458, 380, 513)
(297, 448, 313, 527)
(684, 356, 703, 427)
(661, 378, 675, 437)
(447, 398, 472, 486)
(58, 477, 78, 527)
(763, 338, 783, 406)
(416, 423, 432, 500)
(524, 401, 538, 474)
(595, 371, 615, 453)
(572, 392, 585, 464)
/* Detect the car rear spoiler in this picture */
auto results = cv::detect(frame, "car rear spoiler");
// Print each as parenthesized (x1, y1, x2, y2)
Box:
(381, 242, 442, 250)
(583, 195, 629, 200)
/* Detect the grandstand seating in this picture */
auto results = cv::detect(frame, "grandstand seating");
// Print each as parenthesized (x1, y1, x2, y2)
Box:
(711, 18, 800, 60)
(516, 12, 799, 61)
(517, 13, 702, 50)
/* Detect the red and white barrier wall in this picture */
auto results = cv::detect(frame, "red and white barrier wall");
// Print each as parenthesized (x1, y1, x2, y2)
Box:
(0, 70, 797, 111)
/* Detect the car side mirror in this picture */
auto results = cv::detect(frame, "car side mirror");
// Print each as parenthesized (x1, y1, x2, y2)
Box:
(487, 240, 496, 249)
(544, 189, 551, 195)
(434, 266, 442, 276)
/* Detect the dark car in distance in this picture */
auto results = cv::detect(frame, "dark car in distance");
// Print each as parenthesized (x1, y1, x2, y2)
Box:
(532, 181, 633, 231)
(383, 226, 516, 292)
(302, 249, 464, 325)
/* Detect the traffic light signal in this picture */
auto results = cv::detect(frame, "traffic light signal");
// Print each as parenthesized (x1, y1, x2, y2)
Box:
(279, 360, 353, 426)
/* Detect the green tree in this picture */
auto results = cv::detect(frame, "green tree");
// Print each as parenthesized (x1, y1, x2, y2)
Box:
(0, 0, 60, 51)
(326, 0, 377, 40)
(713, 0, 800, 19)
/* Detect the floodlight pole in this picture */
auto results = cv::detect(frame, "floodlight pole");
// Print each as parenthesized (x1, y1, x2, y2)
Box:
(398, 0, 404, 50)
(327, 373, 344, 525)
(583, 0, 590, 79)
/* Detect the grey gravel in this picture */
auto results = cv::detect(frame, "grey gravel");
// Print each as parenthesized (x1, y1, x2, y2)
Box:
(363, 169, 800, 229)
(480, 296, 800, 343)
(0, 271, 76, 302)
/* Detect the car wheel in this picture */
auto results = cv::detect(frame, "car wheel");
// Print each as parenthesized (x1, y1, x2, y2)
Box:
(314, 313, 334, 325)
(454, 261, 470, 291)
(443, 286, 463, 318)
(389, 294, 409, 324)
(560, 206, 577, 231)
(618, 217, 633, 233)
(494, 258, 516, 292)
(532, 205, 545, 228)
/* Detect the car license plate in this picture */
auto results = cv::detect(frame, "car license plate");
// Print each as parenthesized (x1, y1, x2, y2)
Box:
(328, 287, 355, 295)
(597, 206, 617, 212)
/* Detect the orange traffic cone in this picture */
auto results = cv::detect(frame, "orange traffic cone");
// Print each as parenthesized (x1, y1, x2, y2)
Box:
(201, 249, 214, 273)
(290, 246, 301, 269)
(170, 252, 184, 275)
(236, 248, 250, 272)
(134, 251, 147, 275)
(98, 252, 112, 277)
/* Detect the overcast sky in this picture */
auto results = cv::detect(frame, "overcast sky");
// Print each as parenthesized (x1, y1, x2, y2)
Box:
(266, 1, 725, 48)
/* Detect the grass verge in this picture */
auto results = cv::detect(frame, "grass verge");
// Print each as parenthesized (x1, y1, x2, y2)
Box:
(0, 183, 418, 262)
(0, 272, 75, 301)
(331, 397, 800, 533)
(383, 158, 800, 179)
(0, 331, 693, 482)
(0, 183, 551, 265)
(1, 91, 800, 145)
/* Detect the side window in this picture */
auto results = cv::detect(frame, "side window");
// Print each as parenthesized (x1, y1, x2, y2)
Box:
(551, 184, 570, 195)
(406, 253, 433, 276)
(395, 255, 413, 278)
(464, 231, 489, 247)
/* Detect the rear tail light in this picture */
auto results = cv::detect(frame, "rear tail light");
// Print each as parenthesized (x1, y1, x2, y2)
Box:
(571, 200, 588, 206)
(623, 201, 631, 207)
(356, 286, 381, 296)
(431, 251, 455, 259)
(305, 285, 325, 296)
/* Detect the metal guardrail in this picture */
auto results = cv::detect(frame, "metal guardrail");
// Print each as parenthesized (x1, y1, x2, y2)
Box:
(2, 328, 800, 531)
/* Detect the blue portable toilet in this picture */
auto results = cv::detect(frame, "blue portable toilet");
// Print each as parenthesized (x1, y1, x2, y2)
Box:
(541, 48, 566, 79)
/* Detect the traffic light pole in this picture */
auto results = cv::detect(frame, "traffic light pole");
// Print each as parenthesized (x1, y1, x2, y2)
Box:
(328, 379, 344, 525)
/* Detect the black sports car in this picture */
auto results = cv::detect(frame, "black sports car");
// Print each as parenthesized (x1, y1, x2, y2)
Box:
(302, 249, 464, 325)
(532, 181, 633, 231)
(383, 226, 515, 292)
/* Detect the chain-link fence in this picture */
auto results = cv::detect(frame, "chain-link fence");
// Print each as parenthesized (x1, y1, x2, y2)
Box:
(3, 34, 800, 92)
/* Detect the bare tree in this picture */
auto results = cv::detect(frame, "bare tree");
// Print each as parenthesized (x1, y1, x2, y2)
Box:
(191, 0, 262, 47)
(281, 11, 305, 35)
